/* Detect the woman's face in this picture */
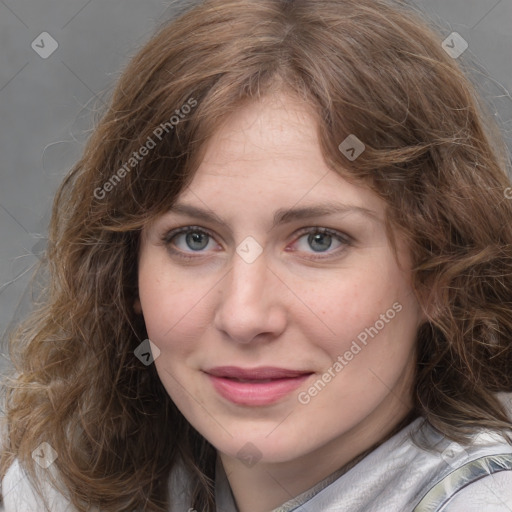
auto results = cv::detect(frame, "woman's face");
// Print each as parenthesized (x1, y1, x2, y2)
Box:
(137, 92, 425, 467)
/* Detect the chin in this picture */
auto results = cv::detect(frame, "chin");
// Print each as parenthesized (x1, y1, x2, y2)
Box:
(206, 427, 309, 465)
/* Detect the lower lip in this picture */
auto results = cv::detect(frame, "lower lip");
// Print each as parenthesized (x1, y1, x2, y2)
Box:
(206, 373, 312, 406)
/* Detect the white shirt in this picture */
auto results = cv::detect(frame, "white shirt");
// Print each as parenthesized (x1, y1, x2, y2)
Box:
(2, 417, 512, 511)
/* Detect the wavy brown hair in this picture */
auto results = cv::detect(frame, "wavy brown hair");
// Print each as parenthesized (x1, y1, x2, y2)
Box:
(2, 0, 512, 510)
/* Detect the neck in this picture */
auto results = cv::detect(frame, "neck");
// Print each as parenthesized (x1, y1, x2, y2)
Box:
(219, 406, 416, 512)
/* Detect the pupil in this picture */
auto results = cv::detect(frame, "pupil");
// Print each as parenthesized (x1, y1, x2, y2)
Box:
(308, 233, 332, 252)
(186, 232, 208, 250)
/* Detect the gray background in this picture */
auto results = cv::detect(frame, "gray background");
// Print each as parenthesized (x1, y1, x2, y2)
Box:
(0, 0, 511, 375)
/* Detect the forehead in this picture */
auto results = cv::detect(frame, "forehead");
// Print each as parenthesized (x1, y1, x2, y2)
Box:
(197, 92, 322, 171)
(179, 93, 385, 219)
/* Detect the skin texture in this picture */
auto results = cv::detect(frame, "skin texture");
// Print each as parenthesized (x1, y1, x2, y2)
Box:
(136, 92, 426, 512)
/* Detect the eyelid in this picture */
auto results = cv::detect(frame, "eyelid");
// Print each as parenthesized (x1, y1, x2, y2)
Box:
(292, 226, 352, 244)
(287, 227, 353, 260)
(160, 226, 220, 262)
(161, 225, 217, 245)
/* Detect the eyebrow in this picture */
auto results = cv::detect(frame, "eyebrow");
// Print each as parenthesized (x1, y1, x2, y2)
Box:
(167, 201, 381, 229)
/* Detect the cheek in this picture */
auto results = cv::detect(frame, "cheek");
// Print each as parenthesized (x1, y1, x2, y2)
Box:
(302, 267, 418, 415)
(301, 256, 419, 383)
(137, 253, 214, 354)
(307, 259, 407, 337)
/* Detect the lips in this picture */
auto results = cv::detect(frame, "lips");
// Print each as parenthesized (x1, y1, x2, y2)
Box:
(206, 366, 311, 380)
(204, 366, 313, 406)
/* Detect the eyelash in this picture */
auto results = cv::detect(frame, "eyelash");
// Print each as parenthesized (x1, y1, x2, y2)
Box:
(161, 225, 353, 262)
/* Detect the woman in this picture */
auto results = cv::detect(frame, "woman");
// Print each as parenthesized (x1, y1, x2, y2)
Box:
(1, 0, 512, 510)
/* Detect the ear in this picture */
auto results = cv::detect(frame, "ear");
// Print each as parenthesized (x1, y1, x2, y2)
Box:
(134, 297, 142, 314)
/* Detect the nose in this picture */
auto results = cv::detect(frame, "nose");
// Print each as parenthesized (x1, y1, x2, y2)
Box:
(213, 248, 287, 344)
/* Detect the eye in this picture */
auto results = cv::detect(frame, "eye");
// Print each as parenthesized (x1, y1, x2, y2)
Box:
(162, 226, 219, 260)
(161, 226, 352, 262)
(289, 227, 352, 259)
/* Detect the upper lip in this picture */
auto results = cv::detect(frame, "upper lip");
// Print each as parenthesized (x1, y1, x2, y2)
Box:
(205, 366, 313, 379)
